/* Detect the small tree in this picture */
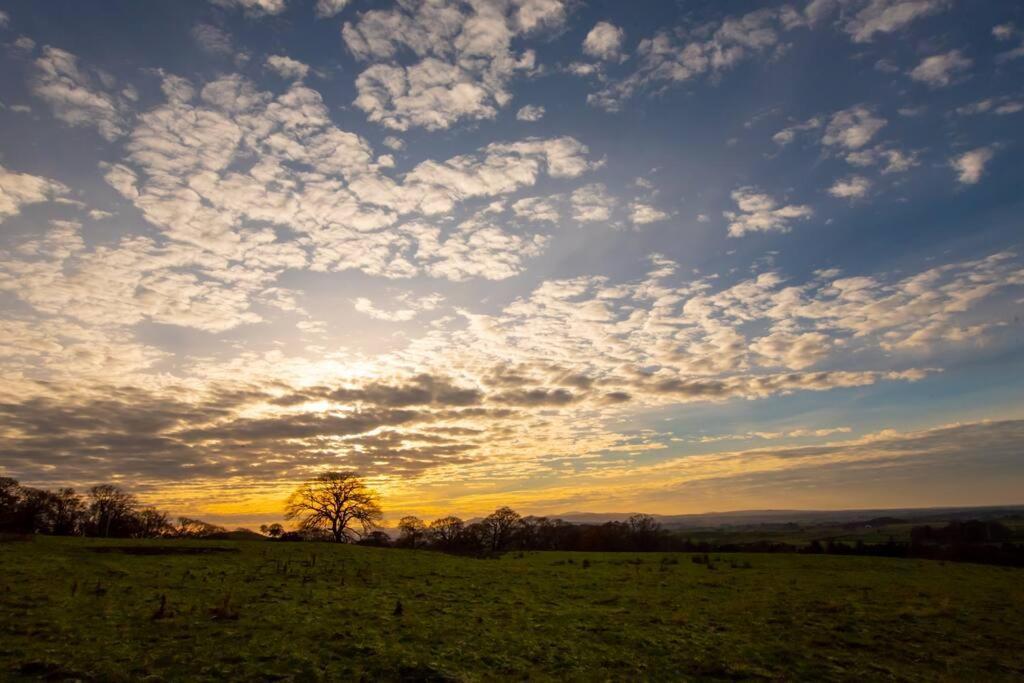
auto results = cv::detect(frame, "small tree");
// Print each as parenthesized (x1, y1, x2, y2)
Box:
(482, 506, 522, 553)
(260, 523, 285, 538)
(49, 488, 87, 536)
(397, 516, 427, 548)
(627, 513, 663, 551)
(0, 477, 23, 532)
(14, 487, 54, 534)
(88, 484, 138, 538)
(428, 516, 464, 548)
(285, 471, 382, 543)
(174, 516, 225, 538)
(137, 508, 174, 538)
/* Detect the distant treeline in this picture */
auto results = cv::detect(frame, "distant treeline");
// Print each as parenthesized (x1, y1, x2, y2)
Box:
(5, 477, 1022, 567)
(0, 477, 240, 539)
(268, 508, 1016, 567)
(357, 510, 1024, 567)
(673, 521, 1024, 567)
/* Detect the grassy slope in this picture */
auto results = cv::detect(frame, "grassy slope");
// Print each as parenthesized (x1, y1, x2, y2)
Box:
(1, 537, 1023, 681)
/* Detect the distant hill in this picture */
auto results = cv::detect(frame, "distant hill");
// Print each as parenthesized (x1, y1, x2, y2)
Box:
(548, 505, 1024, 529)
(206, 529, 267, 541)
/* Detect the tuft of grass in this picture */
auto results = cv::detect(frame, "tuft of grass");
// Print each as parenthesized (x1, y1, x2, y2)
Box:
(208, 590, 239, 621)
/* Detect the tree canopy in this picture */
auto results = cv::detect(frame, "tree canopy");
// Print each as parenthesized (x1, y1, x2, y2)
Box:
(285, 471, 382, 543)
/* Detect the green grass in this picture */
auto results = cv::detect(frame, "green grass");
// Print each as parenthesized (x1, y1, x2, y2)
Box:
(1, 537, 1023, 681)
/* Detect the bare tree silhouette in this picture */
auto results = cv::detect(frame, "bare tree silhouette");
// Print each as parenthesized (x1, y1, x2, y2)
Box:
(260, 523, 285, 538)
(428, 515, 464, 548)
(397, 516, 427, 548)
(482, 506, 522, 552)
(285, 471, 382, 543)
(88, 484, 138, 538)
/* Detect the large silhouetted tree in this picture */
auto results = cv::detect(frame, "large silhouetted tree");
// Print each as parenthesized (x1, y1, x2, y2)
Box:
(285, 471, 382, 543)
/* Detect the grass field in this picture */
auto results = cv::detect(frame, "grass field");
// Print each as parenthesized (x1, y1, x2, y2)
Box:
(2, 537, 1023, 681)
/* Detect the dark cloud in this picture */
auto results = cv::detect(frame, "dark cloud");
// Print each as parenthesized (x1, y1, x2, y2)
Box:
(0, 379, 494, 485)
(271, 374, 483, 408)
(557, 373, 594, 390)
(176, 408, 423, 442)
(490, 387, 578, 406)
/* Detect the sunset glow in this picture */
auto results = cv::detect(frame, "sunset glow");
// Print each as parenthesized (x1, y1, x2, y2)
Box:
(1, 0, 1022, 528)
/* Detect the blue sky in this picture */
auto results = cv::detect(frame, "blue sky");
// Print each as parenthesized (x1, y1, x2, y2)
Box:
(0, 0, 1022, 523)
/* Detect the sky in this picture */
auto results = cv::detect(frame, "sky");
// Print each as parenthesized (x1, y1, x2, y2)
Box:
(0, 0, 1022, 528)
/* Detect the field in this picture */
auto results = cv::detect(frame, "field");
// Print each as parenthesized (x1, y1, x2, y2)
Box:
(2, 537, 1023, 681)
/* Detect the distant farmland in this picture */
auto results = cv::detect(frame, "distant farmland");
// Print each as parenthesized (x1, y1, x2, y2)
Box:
(2, 537, 1023, 680)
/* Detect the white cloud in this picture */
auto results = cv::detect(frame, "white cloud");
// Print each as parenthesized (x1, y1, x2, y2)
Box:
(0, 165, 69, 222)
(828, 175, 872, 200)
(693, 426, 852, 443)
(991, 24, 1024, 62)
(844, 145, 918, 174)
(724, 188, 812, 237)
(997, 43, 1024, 63)
(772, 116, 822, 146)
(87, 72, 595, 283)
(191, 24, 234, 55)
(992, 23, 1016, 41)
(12, 36, 35, 53)
(210, 0, 287, 16)
(101, 163, 138, 200)
(412, 222, 549, 281)
(908, 49, 972, 87)
(951, 147, 994, 185)
(0, 11, 10, 28)
(160, 74, 196, 104)
(588, 7, 794, 111)
(516, 104, 545, 121)
(571, 183, 616, 222)
(844, 0, 952, 43)
(435, 249, 1024, 413)
(343, 0, 568, 131)
(750, 331, 832, 370)
(30, 46, 128, 141)
(354, 292, 444, 322)
(266, 54, 310, 80)
(0, 222, 270, 333)
(566, 62, 599, 77)
(954, 99, 995, 115)
(583, 21, 625, 61)
(629, 202, 668, 225)
(512, 196, 560, 223)
(382, 136, 405, 151)
(822, 105, 886, 150)
(315, 0, 350, 18)
(994, 102, 1024, 115)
